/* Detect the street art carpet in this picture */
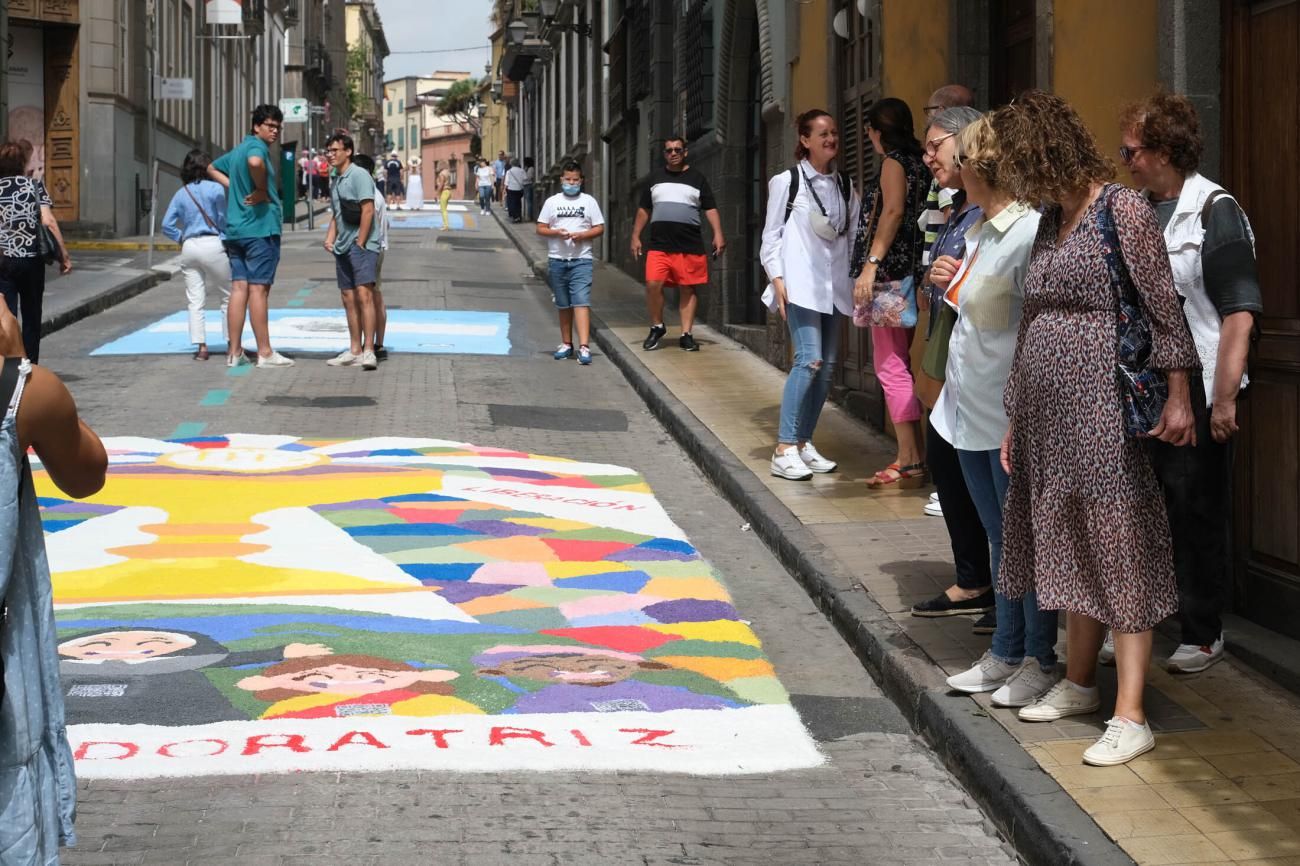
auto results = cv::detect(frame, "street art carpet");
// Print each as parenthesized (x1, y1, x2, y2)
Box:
(90, 310, 510, 356)
(389, 206, 473, 231)
(40, 435, 822, 778)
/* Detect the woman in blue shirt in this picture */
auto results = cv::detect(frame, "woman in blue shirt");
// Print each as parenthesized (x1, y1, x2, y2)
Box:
(162, 150, 230, 360)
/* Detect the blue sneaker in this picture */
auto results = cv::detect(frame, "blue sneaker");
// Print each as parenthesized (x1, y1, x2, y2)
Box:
(577, 345, 592, 365)
(553, 343, 574, 360)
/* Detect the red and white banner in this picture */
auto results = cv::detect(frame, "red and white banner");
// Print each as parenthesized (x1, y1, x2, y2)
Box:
(205, 0, 242, 25)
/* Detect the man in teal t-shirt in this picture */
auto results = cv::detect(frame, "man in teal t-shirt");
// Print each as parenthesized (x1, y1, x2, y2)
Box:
(208, 104, 292, 368)
(322, 133, 380, 371)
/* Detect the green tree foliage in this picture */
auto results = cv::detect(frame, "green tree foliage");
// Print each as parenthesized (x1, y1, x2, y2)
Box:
(435, 78, 483, 137)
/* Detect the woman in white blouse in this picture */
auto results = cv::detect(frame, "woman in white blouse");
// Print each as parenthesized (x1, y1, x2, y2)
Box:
(760, 109, 860, 480)
(938, 118, 1060, 708)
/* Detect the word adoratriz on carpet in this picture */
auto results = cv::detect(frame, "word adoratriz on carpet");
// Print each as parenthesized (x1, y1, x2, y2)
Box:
(41, 435, 821, 778)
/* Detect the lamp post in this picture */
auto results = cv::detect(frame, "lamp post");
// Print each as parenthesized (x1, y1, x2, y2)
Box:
(538, 0, 593, 37)
(506, 18, 528, 46)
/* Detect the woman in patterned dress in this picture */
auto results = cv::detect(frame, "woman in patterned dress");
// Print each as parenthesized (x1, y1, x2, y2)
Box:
(850, 99, 931, 488)
(993, 91, 1200, 766)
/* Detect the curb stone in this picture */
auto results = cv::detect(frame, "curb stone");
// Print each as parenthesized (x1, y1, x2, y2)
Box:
(41, 269, 167, 340)
(496, 214, 1133, 866)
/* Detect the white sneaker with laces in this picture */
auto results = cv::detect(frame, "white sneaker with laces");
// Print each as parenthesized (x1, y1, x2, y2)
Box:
(1099, 630, 1116, 665)
(227, 352, 249, 368)
(991, 664, 1060, 708)
(1018, 679, 1101, 722)
(924, 492, 944, 517)
(797, 443, 837, 473)
(946, 652, 1018, 694)
(256, 351, 295, 368)
(326, 350, 361, 367)
(1083, 717, 1155, 766)
(770, 446, 812, 480)
(1166, 635, 1225, 673)
(360, 350, 378, 371)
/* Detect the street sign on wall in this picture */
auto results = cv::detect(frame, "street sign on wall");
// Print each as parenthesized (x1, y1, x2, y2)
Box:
(205, 0, 242, 25)
(279, 98, 309, 124)
(159, 78, 194, 100)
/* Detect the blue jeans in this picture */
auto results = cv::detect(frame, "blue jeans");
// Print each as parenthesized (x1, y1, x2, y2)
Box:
(778, 304, 842, 444)
(548, 258, 593, 309)
(478, 185, 493, 210)
(958, 448, 1058, 669)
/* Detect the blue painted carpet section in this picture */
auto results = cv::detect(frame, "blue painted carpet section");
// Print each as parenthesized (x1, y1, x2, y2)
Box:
(91, 309, 511, 356)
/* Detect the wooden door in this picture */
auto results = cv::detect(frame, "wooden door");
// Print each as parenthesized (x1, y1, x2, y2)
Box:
(43, 25, 79, 222)
(1222, 0, 1300, 638)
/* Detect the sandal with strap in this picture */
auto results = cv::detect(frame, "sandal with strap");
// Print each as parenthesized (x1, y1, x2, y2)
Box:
(867, 462, 928, 489)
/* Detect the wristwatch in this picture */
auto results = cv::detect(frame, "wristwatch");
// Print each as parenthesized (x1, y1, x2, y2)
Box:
(866, 254, 882, 265)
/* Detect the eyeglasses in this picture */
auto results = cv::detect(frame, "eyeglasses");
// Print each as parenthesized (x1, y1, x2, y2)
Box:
(923, 104, 942, 116)
(663, 147, 684, 154)
(260, 122, 282, 132)
(325, 147, 346, 154)
(924, 132, 956, 156)
(1118, 145, 1147, 163)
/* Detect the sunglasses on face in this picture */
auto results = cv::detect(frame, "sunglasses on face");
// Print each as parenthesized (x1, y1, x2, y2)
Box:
(1118, 145, 1147, 163)
(663, 147, 684, 154)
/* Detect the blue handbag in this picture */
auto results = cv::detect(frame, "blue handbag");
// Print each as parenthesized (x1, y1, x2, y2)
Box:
(1094, 186, 1168, 437)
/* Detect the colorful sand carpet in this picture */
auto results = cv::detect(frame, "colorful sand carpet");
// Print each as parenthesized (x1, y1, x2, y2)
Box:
(41, 436, 820, 777)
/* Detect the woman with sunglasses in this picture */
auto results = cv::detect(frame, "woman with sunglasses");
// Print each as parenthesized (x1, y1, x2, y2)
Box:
(850, 99, 931, 488)
(1110, 92, 1262, 674)
(760, 109, 859, 479)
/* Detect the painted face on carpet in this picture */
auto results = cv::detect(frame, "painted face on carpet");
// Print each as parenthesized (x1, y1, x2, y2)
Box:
(42, 435, 820, 777)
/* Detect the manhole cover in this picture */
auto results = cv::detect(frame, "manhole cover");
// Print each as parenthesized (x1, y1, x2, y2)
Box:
(488, 404, 627, 432)
(451, 280, 525, 290)
(263, 395, 377, 409)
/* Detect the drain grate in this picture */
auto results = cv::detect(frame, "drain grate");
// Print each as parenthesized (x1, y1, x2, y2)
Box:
(488, 404, 628, 432)
(264, 395, 377, 409)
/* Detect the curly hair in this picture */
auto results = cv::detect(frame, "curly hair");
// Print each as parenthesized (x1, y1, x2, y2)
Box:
(955, 116, 1002, 190)
(1119, 90, 1202, 175)
(991, 90, 1114, 205)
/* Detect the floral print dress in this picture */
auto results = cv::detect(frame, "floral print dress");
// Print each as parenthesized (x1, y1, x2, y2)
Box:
(999, 184, 1200, 633)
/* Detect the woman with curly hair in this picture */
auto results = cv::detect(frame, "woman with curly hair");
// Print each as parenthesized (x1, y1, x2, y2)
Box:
(994, 90, 1200, 765)
(850, 98, 930, 488)
(1113, 91, 1261, 674)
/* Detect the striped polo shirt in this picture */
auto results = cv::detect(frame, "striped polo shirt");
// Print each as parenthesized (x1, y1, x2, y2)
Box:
(638, 165, 717, 255)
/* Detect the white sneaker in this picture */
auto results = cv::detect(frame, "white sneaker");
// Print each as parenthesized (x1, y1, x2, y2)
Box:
(1099, 630, 1116, 665)
(946, 652, 1019, 694)
(924, 492, 943, 517)
(256, 351, 295, 368)
(226, 352, 249, 368)
(1166, 635, 1225, 673)
(360, 350, 378, 371)
(1083, 717, 1156, 766)
(991, 663, 1060, 708)
(1018, 679, 1101, 722)
(770, 446, 812, 480)
(326, 350, 361, 367)
(797, 443, 837, 473)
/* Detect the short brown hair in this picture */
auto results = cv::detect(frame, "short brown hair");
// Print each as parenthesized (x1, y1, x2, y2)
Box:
(1119, 91, 1202, 175)
(991, 90, 1114, 205)
(0, 142, 27, 178)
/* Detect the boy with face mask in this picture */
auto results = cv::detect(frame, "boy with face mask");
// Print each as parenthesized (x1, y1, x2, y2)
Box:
(536, 161, 605, 365)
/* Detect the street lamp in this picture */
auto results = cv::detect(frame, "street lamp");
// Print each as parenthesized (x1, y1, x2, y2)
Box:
(506, 18, 528, 46)
(538, 0, 593, 38)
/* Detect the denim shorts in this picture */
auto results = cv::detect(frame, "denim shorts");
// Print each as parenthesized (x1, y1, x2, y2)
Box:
(223, 235, 281, 285)
(548, 258, 593, 309)
(334, 245, 380, 290)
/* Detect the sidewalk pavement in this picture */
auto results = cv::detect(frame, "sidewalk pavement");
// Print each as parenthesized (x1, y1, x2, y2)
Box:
(41, 253, 173, 339)
(64, 198, 330, 252)
(497, 215, 1300, 866)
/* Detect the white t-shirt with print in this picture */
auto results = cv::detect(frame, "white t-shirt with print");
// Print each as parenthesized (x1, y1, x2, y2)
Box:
(537, 192, 605, 260)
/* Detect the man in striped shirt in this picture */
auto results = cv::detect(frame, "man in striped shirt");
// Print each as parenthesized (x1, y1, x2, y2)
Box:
(629, 136, 725, 352)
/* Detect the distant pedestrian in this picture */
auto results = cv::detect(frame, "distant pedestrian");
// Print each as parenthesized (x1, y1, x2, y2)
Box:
(523, 156, 537, 220)
(851, 98, 930, 489)
(760, 110, 857, 481)
(435, 164, 454, 230)
(1117, 91, 1262, 674)
(493, 150, 507, 201)
(505, 158, 528, 223)
(298, 149, 312, 199)
(322, 133, 380, 371)
(384, 152, 404, 207)
(0, 141, 70, 365)
(996, 90, 1199, 766)
(405, 155, 424, 211)
(161, 149, 231, 361)
(537, 161, 605, 366)
(314, 152, 331, 200)
(353, 153, 390, 361)
(0, 292, 109, 865)
(630, 136, 725, 352)
(475, 159, 495, 215)
(208, 103, 293, 368)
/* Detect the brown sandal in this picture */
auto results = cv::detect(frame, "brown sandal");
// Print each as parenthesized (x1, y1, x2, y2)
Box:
(867, 462, 928, 489)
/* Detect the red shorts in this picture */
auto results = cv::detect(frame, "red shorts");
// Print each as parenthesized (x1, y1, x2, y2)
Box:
(645, 251, 709, 287)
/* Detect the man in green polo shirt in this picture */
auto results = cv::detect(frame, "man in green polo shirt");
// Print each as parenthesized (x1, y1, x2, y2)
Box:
(322, 133, 381, 371)
(208, 104, 292, 368)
